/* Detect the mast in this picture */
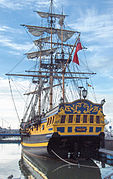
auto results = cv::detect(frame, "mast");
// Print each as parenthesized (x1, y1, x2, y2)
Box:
(38, 53, 41, 117)
(5, 0, 96, 117)
(50, 0, 53, 110)
(35, 37, 42, 117)
(61, 10, 65, 103)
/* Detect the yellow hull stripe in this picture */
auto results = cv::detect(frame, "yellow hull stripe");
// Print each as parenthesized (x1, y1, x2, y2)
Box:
(21, 141, 48, 147)
(23, 155, 48, 179)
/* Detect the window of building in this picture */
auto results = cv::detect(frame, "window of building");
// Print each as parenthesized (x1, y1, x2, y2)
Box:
(89, 127, 93, 132)
(61, 115, 65, 123)
(42, 125, 44, 130)
(68, 127, 72, 132)
(53, 116, 55, 123)
(47, 118, 49, 125)
(76, 115, 80, 123)
(96, 116, 100, 124)
(96, 127, 101, 132)
(68, 115, 73, 123)
(83, 115, 87, 123)
(90, 115, 94, 123)
(50, 117, 52, 125)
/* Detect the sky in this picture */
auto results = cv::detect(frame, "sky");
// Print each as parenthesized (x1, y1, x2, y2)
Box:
(0, 0, 113, 129)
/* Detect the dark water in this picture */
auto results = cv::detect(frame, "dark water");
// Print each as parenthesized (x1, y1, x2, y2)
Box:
(0, 144, 113, 179)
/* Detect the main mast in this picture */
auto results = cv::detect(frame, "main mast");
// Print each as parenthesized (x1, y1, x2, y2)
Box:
(50, 0, 53, 109)
(61, 9, 65, 103)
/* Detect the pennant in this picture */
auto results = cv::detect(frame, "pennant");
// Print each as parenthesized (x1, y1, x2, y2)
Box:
(88, 83, 92, 87)
(73, 39, 82, 65)
(87, 83, 94, 89)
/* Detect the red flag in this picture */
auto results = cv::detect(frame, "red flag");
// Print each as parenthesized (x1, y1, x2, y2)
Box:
(73, 40, 82, 65)
(88, 83, 92, 87)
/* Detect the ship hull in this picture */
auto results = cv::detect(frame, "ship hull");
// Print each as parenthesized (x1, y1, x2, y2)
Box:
(21, 133, 51, 157)
(21, 132, 104, 159)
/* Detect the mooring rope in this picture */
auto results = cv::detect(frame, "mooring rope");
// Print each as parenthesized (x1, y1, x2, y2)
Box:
(23, 148, 113, 170)
(24, 148, 99, 169)
(51, 150, 99, 169)
(8, 78, 20, 123)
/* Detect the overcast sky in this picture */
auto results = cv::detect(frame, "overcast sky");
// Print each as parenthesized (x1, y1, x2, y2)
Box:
(0, 0, 113, 129)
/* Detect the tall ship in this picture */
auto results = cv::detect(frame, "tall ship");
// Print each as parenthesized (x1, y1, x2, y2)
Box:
(6, 0, 105, 159)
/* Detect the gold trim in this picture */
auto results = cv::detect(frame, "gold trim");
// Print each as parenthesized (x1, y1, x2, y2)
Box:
(62, 99, 101, 105)
(23, 155, 48, 179)
(21, 141, 48, 147)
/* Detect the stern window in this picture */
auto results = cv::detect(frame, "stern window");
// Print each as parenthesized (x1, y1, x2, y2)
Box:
(83, 115, 87, 123)
(53, 116, 55, 123)
(96, 116, 100, 124)
(50, 117, 52, 125)
(68, 127, 72, 132)
(42, 125, 44, 130)
(90, 115, 94, 123)
(68, 115, 73, 123)
(61, 115, 65, 123)
(76, 115, 80, 123)
(89, 127, 93, 132)
(47, 118, 49, 125)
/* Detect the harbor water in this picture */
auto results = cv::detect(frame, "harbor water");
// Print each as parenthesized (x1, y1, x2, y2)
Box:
(0, 143, 113, 179)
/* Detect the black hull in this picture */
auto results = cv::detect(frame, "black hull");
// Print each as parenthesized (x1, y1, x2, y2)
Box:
(21, 132, 105, 159)
(21, 133, 51, 157)
(22, 146, 49, 157)
(105, 138, 113, 150)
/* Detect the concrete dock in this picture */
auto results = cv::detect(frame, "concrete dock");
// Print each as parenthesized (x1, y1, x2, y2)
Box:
(99, 148, 113, 160)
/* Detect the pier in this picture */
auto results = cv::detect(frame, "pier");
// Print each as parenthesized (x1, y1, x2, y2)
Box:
(99, 148, 113, 179)
(0, 133, 20, 137)
(99, 148, 113, 160)
(0, 133, 21, 144)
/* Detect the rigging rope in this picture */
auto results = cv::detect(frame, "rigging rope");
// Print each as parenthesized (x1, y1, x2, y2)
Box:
(42, 90, 49, 111)
(7, 56, 26, 74)
(23, 149, 101, 170)
(11, 79, 26, 102)
(67, 66, 79, 97)
(51, 150, 99, 169)
(87, 78, 97, 102)
(82, 49, 97, 102)
(76, 65, 84, 87)
(8, 78, 20, 123)
(54, 70, 68, 102)
(24, 26, 35, 44)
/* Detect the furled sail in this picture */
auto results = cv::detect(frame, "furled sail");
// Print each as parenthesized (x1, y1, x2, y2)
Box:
(23, 25, 77, 42)
(24, 25, 56, 36)
(26, 48, 57, 59)
(27, 27, 44, 37)
(36, 11, 66, 26)
(57, 30, 75, 42)
(36, 11, 66, 19)
(34, 37, 50, 47)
